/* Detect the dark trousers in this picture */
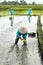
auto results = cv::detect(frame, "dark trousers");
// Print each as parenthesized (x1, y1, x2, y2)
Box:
(15, 37, 27, 45)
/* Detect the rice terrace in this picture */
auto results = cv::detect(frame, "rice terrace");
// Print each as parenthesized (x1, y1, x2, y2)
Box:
(0, 0, 43, 65)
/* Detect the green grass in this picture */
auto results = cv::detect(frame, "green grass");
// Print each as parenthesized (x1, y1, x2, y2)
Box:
(0, 9, 43, 17)
(0, 5, 43, 16)
(0, 4, 43, 10)
(37, 16, 43, 52)
(33, 10, 43, 15)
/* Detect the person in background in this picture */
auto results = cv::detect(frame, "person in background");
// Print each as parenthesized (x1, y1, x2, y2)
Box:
(10, 8, 14, 15)
(28, 8, 32, 23)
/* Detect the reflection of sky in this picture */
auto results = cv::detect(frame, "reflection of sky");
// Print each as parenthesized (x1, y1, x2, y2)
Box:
(0, 0, 43, 4)
(0, 16, 42, 65)
(0, 16, 38, 46)
(0, 16, 38, 33)
(20, 45, 28, 65)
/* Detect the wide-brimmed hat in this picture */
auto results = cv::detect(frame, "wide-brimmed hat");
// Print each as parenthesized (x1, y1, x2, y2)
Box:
(19, 26, 28, 34)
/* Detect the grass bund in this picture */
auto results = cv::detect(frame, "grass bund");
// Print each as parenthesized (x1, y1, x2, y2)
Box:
(37, 15, 43, 62)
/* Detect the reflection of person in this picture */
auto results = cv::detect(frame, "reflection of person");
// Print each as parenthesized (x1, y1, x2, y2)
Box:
(10, 8, 14, 26)
(15, 27, 28, 45)
(20, 45, 28, 65)
(28, 8, 32, 23)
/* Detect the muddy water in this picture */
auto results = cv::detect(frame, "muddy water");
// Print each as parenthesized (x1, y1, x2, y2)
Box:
(0, 16, 42, 65)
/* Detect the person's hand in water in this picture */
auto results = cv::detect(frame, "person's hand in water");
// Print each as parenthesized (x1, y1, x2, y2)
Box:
(20, 37, 23, 40)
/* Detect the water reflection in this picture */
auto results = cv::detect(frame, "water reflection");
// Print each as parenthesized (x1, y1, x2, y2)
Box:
(15, 45, 20, 65)
(0, 16, 42, 65)
(15, 45, 20, 60)
(20, 45, 28, 65)
(15, 45, 28, 65)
